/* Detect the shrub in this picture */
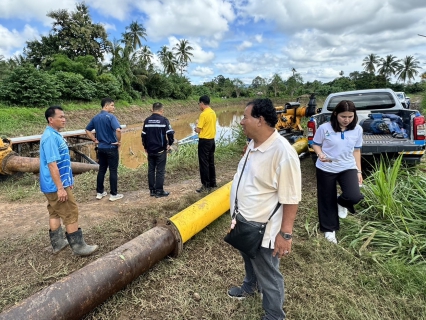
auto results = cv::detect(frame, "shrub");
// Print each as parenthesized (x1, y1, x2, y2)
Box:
(0, 65, 60, 107)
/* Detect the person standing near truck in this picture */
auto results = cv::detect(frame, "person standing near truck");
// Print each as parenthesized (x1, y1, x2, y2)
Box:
(312, 100, 364, 244)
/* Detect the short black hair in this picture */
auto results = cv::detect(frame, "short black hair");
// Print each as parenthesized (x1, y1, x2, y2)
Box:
(101, 97, 114, 108)
(152, 102, 163, 111)
(45, 106, 63, 123)
(199, 95, 210, 105)
(330, 100, 358, 132)
(247, 98, 278, 128)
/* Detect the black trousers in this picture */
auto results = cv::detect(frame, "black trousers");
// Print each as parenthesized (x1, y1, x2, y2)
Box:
(316, 168, 364, 232)
(97, 148, 119, 195)
(198, 138, 216, 188)
(148, 151, 167, 191)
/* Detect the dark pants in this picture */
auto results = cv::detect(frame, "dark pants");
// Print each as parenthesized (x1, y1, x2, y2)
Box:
(97, 148, 119, 196)
(316, 168, 364, 232)
(148, 151, 167, 191)
(240, 248, 285, 320)
(198, 138, 216, 188)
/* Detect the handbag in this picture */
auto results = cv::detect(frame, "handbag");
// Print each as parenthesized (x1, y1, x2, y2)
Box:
(224, 150, 281, 259)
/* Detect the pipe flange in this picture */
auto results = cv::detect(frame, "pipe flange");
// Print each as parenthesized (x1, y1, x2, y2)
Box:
(155, 218, 183, 258)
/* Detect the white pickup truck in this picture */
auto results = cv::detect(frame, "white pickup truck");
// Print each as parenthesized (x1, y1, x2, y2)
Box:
(307, 89, 426, 164)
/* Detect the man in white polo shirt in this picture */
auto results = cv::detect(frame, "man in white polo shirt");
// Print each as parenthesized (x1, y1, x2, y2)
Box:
(227, 99, 302, 320)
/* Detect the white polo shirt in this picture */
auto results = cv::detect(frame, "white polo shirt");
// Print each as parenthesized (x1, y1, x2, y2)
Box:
(313, 122, 363, 173)
(230, 130, 302, 249)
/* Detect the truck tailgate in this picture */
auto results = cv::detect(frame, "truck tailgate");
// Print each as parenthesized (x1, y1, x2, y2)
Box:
(362, 134, 424, 154)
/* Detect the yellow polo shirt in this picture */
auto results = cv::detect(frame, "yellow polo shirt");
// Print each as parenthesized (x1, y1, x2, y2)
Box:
(197, 107, 217, 139)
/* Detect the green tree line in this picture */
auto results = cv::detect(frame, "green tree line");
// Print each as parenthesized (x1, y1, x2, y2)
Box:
(0, 2, 424, 107)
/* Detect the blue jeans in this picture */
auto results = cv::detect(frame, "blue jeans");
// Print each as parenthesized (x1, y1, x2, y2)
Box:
(97, 147, 119, 195)
(240, 248, 286, 320)
(148, 151, 167, 191)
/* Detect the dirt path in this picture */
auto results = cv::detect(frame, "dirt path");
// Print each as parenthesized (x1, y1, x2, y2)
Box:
(1, 171, 235, 240)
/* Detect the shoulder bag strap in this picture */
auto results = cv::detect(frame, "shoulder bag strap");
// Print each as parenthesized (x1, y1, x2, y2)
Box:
(232, 150, 251, 219)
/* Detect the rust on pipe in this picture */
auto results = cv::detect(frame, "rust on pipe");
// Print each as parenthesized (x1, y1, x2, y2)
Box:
(0, 154, 99, 175)
(0, 225, 178, 320)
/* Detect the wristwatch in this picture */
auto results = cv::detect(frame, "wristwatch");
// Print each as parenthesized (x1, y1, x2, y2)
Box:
(279, 231, 292, 240)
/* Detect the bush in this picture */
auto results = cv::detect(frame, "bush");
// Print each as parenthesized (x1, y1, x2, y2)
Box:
(0, 65, 60, 107)
(55, 71, 97, 101)
(95, 73, 121, 99)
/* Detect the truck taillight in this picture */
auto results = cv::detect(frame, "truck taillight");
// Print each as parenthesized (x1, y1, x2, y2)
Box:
(414, 116, 425, 140)
(307, 120, 316, 141)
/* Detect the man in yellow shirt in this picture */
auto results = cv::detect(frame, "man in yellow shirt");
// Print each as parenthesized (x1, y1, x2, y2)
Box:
(194, 95, 217, 192)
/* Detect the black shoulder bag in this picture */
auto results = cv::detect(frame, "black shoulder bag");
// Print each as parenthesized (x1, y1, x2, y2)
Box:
(224, 150, 281, 259)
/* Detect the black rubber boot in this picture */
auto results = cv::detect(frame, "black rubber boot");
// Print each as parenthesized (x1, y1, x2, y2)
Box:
(66, 228, 98, 256)
(49, 227, 69, 254)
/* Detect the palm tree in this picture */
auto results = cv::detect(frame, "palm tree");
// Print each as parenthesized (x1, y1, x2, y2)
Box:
(122, 21, 147, 52)
(157, 46, 177, 75)
(139, 45, 153, 67)
(291, 68, 296, 76)
(377, 55, 401, 85)
(396, 55, 422, 84)
(362, 53, 379, 74)
(173, 39, 194, 76)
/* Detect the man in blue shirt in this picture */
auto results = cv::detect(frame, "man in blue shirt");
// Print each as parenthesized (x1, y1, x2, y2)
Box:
(40, 106, 98, 256)
(86, 98, 123, 201)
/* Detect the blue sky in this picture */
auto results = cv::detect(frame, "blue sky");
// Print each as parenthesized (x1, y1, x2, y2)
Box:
(1, 0, 426, 85)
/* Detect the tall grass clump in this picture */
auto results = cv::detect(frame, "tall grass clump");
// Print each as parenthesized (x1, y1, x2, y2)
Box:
(341, 156, 426, 266)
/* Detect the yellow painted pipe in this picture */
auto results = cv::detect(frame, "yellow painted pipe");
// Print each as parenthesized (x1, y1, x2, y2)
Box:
(169, 181, 232, 244)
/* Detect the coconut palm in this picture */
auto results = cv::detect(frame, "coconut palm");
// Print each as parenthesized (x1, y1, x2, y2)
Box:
(377, 55, 401, 85)
(157, 46, 178, 75)
(139, 45, 153, 66)
(362, 53, 379, 74)
(396, 55, 422, 84)
(173, 39, 194, 76)
(291, 67, 297, 76)
(122, 21, 147, 52)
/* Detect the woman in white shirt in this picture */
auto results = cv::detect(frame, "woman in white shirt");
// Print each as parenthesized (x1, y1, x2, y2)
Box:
(312, 100, 364, 244)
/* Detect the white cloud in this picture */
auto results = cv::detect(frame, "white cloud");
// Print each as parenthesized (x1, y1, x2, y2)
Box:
(237, 40, 252, 51)
(0, 24, 39, 56)
(255, 34, 262, 43)
(135, 0, 235, 42)
(0, 0, 76, 24)
(215, 62, 253, 75)
(191, 66, 214, 77)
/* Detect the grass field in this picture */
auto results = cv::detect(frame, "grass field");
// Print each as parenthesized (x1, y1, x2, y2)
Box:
(0, 96, 425, 319)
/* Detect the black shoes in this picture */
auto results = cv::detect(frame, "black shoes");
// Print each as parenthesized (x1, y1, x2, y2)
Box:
(150, 189, 156, 197)
(196, 184, 217, 193)
(155, 190, 170, 198)
(196, 185, 209, 193)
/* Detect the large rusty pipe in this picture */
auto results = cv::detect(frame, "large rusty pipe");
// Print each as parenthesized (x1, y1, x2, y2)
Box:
(0, 225, 177, 320)
(0, 154, 99, 175)
(0, 138, 309, 319)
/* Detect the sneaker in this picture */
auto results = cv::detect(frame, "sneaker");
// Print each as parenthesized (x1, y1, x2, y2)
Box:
(324, 231, 337, 244)
(227, 286, 256, 300)
(109, 194, 124, 202)
(155, 190, 170, 198)
(96, 191, 107, 200)
(338, 203, 348, 219)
